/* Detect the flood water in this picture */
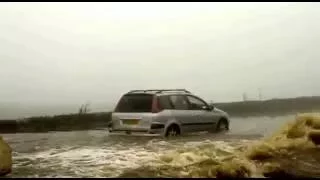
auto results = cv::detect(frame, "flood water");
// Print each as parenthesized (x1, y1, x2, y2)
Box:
(2, 114, 315, 178)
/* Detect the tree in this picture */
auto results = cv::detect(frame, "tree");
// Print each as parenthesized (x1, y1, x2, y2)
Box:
(242, 93, 248, 102)
(78, 103, 90, 115)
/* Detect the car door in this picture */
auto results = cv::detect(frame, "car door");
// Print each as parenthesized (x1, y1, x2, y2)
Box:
(168, 94, 197, 133)
(186, 95, 218, 132)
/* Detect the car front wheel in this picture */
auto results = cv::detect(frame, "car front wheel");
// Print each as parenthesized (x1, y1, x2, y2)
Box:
(216, 119, 229, 132)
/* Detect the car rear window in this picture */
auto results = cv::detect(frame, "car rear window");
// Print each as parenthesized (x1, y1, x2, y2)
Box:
(115, 94, 153, 113)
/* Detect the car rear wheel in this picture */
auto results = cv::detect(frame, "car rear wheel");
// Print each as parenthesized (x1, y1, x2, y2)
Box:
(165, 125, 180, 137)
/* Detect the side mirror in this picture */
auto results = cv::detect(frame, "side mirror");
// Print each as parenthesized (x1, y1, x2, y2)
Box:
(202, 105, 214, 111)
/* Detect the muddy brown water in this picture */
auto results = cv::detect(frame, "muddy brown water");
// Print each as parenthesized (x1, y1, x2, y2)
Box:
(2, 114, 320, 178)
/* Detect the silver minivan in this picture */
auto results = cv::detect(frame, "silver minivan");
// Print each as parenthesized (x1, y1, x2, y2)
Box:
(108, 89, 230, 137)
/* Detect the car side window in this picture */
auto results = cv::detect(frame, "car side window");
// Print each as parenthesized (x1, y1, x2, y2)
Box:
(169, 95, 189, 110)
(186, 95, 207, 110)
(158, 95, 173, 109)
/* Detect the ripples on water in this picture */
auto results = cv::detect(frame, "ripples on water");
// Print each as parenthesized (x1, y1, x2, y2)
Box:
(3, 114, 320, 178)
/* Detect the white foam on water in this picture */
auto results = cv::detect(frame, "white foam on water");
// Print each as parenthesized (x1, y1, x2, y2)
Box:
(9, 130, 261, 178)
(13, 138, 249, 177)
(14, 144, 162, 177)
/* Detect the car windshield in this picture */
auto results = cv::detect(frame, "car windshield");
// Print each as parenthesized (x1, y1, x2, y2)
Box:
(114, 94, 153, 113)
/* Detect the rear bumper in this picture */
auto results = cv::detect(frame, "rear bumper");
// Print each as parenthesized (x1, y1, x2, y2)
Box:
(108, 131, 162, 137)
(108, 123, 165, 135)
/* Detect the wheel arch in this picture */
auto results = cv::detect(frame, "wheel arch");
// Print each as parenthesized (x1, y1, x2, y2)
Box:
(217, 117, 229, 130)
(164, 120, 182, 135)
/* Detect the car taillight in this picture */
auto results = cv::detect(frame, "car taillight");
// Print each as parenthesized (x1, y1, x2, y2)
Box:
(152, 96, 161, 113)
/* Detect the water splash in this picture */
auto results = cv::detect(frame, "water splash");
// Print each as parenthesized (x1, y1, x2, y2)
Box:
(120, 113, 320, 178)
(6, 114, 320, 178)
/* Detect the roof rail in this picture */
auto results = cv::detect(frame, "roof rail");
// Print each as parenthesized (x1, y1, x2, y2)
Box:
(128, 89, 191, 94)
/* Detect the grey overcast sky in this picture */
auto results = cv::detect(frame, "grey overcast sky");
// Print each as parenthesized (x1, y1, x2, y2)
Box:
(1, 2, 320, 107)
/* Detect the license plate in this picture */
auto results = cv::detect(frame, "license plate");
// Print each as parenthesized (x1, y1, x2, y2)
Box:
(122, 119, 139, 125)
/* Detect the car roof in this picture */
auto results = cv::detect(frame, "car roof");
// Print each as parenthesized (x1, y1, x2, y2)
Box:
(125, 89, 192, 96)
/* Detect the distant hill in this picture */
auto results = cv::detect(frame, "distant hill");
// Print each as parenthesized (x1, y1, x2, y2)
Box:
(0, 102, 116, 120)
(0, 103, 80, 120)
(214, 96, 320, 117)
